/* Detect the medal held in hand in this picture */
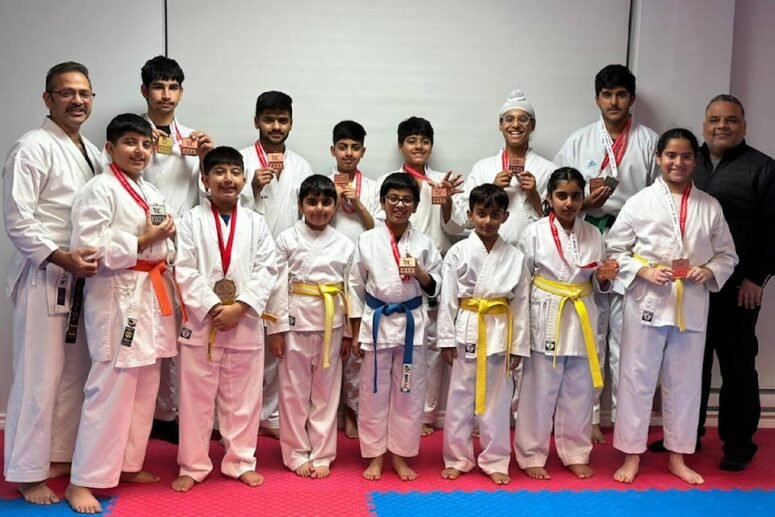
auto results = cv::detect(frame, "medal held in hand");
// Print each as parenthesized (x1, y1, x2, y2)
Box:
(431, 186, 448, 204)
(213, 278, 237, 302)
(589, 177, 605, 192)
(150, 204, 166, 225)
(598, 259, 619, 281)
(333, 173, 350, 186)
(180, 136, 199, 156)
(156, 135, 173, 155)
(672, 258, 690, 280)
(399, 256, 416, 276)
(604, 176, 620, 192)
(267, 153, 284, 172)
(509, 157, 525, 175)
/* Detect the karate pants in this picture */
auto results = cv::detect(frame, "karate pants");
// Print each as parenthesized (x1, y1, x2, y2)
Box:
(423, 308, 443, 425)
(359, 345, 428, 458)
(592, 290, 623, 425)
(177, 345, 263, 481)
(279, 329, 343, 470)
(614, 297, 705, 455)
(154, 356, 178, 421)
(442, 347, 512, 475)
(70, 360, 161, 488)
(4, 265, 90, 483)
(261, 336, 280, 430)
(515, 353, 594, 468)
(343, 353, 361, 413)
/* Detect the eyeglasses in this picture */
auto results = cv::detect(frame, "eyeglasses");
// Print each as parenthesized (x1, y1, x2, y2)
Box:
(385, 195, 415, 206)
(47, 89, 96, 101)
(502, 114, 533, 126)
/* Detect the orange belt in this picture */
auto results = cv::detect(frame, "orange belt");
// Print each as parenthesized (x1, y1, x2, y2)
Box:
(129, 260, 187, 320)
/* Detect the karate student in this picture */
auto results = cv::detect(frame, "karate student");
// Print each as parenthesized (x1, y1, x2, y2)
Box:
(172, 146, 278, 492)
(240, 90, 313, 438)
(608, 128, 737, 485)
(328, 120, 378, 439)
(139, 55, 214, 443)
(438, 184, 531, 485)
(375, 116, 465, 436)
(3, 61, 102, 505)
(515, 168, 615, 480)
(554, 64, 659, 443)
(66, 114, 180, 514)
(266, 175, 354, 478)
(349, 172, 443, 481)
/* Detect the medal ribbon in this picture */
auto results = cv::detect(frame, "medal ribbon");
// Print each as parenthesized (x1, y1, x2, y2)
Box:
(678, 182, 691, 238)
(341, 170, 363, 214)
(599, 116, 632, 175)
(548, 212, 598, 269)
(254, 140, 270, 169)
(111, 163, 149, 213)
(172, 121, 184, 145)
(501, 149, 509, 171)
(387, 226, 410, 282)
(402, 164, 429, 182)
(211, 203, 238, 275)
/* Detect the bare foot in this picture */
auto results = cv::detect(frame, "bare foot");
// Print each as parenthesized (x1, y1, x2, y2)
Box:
(239, 470, 264, 487)
(120, 470, 160, 483)
(363, 455, 384, 481)
(613, 454, 640, 484)
(344, 407, 358, 439)
(490, 472, 511, 485)
(294, 462, 315, 477)
(18, 481, 60, 505)
(441, 467, 462, 480)
(567, 463, 594, 478)
(310, 465, 330, 479)
(258, 426, 280, 439)
(65, 484, 102, 514)
(49, 461, 71, 479)
(421, 424, 434, 437)
(171, 475, 196, 492)
(668, 453, 704, 485)
(523, 466, 551, 480)
(392, 454, 417, 481)
(591, 424, 606, 444)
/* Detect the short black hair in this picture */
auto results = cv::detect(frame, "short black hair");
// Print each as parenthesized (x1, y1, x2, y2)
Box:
(397, 116, 434, 145)
(106, 113, 152, 144)
(256, 90, 293, 118)
(379, 172, 420, 203)
(543, 167, 587, 216)
(141, 56, 184, 87)
(468, 184, 509, 212)
(203, 146, 244, 175)
(333, 120, 366, 145)
(299, 174, 337, 203)
(705, 94, 746, 117)
(46, 61, 91, 92)
(595, 64, 636, 97)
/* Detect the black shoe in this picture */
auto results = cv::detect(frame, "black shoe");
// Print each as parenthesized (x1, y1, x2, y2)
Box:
(151, 418, 179, 444)
(720, 456, 751, 472)
(647, 437, 702, 453)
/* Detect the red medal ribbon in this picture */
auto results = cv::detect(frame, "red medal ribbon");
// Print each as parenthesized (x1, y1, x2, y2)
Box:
(678, 182, 692, 239)
(549, 212, 598, 269)
(254, 140, 269, 169)
(111, 163, 149, 213)
(211, 202, 238, 275)
(341, 170, 362, 214)
(600, 117, 632, 172)
(172, 121, 184, 145)
(387, 226, 410, 282)
(501, 149, 509, 171)
(402, 164, 429, 182)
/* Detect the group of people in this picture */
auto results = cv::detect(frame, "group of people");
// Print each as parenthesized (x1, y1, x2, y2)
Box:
(3, 56, 773, 514)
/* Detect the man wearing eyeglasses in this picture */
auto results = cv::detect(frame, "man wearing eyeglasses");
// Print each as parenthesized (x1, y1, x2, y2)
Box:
(554, 64, 659, 445)
(2, 61, 102, 505)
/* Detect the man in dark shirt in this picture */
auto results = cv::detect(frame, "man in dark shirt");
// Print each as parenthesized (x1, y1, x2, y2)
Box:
(651, 94, 775, 470)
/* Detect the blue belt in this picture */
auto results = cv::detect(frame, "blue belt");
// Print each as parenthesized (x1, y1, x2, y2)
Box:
(365, 292, 423, 393)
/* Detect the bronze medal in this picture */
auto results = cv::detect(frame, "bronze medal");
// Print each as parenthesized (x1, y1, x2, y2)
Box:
(334, 173, 350, 186)
(431, 186, 448, 205)
(214, 278, 237, 302)
(671, 258, 690, 279)
(508, 157, 525, 175)
(599, 259, 618, 281)
(604, 176, 620, 192)
(156, 135, 173, 155)
(589, 177, 605, 192)
(180, 136, 199, 156)
(150, 204, 166, 225)
(267, 153, 284, 172)
(399, 256, 417, 276)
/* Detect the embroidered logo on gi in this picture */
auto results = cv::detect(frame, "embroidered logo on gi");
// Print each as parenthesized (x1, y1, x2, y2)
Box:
(642, 311, 654, 322)
(545, 340, 556, 352)
(289, 315, 296, 326)
(464, 343, 476, 358)
(400, 363, 412, 393)
(587, 159, 597, 167)
(121, 318, 137, 347)
(180, 327, 192, 339)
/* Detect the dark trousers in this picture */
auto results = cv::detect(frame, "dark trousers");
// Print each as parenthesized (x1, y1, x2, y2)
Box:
(698, 282, 761, 461)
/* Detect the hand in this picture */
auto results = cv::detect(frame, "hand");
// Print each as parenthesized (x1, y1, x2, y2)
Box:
(341, 337, 352, 359)
(583, 185, 612, 209)
(408, 253, 432, 289)
(441, 348, 457, 366)
(436, 170, 464, 200)
(139, 213, 176, 250)
(267, 333, 286, 359)
(192, 131, 215, 160)
(350, 319, 363, 357)
(686, 266, 714, 286)
(211, 302, 248, 331)
(517, 171, 537, 193)
(738, 278, 763, 310)
(509, 355, 521, 370)
(251, 168, 274, 194)
(637, 265, 672, 286)
(151, 126, 168, 147)
(595, 260, 619, 283)
(493, 170, 513, 188)
(51, 247, 98, 277)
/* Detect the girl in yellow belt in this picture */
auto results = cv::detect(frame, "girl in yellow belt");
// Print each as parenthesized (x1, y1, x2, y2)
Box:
(515, 167, 616, 480)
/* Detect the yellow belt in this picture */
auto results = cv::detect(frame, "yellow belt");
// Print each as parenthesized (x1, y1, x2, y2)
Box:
(632, 254, 686, 332)
(531, 276, 603, 389)
(291, 281, 350, 369)
(458, 297, 511, 417)
(208, 301, 277, 361)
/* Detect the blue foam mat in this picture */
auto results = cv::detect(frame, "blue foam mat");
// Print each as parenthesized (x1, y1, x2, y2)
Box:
(0, 496, 116, 516)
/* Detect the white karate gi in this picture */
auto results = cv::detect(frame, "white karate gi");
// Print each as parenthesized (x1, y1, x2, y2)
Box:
(437, 233, 530, 475)
(328, 169, 379, 414)
(2, 117, 102, 483)
(68, 166, 179, 488)
(608, 179, 737, 454)
(240, 144, 313, 431)
(175, 199, 278, 481)
(266, 221, 354, 470)
(514, 216, 607, 468)
(348, 223, 442, 458)
(374, 166, 466, 426)
(554, 119, 659, 425)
